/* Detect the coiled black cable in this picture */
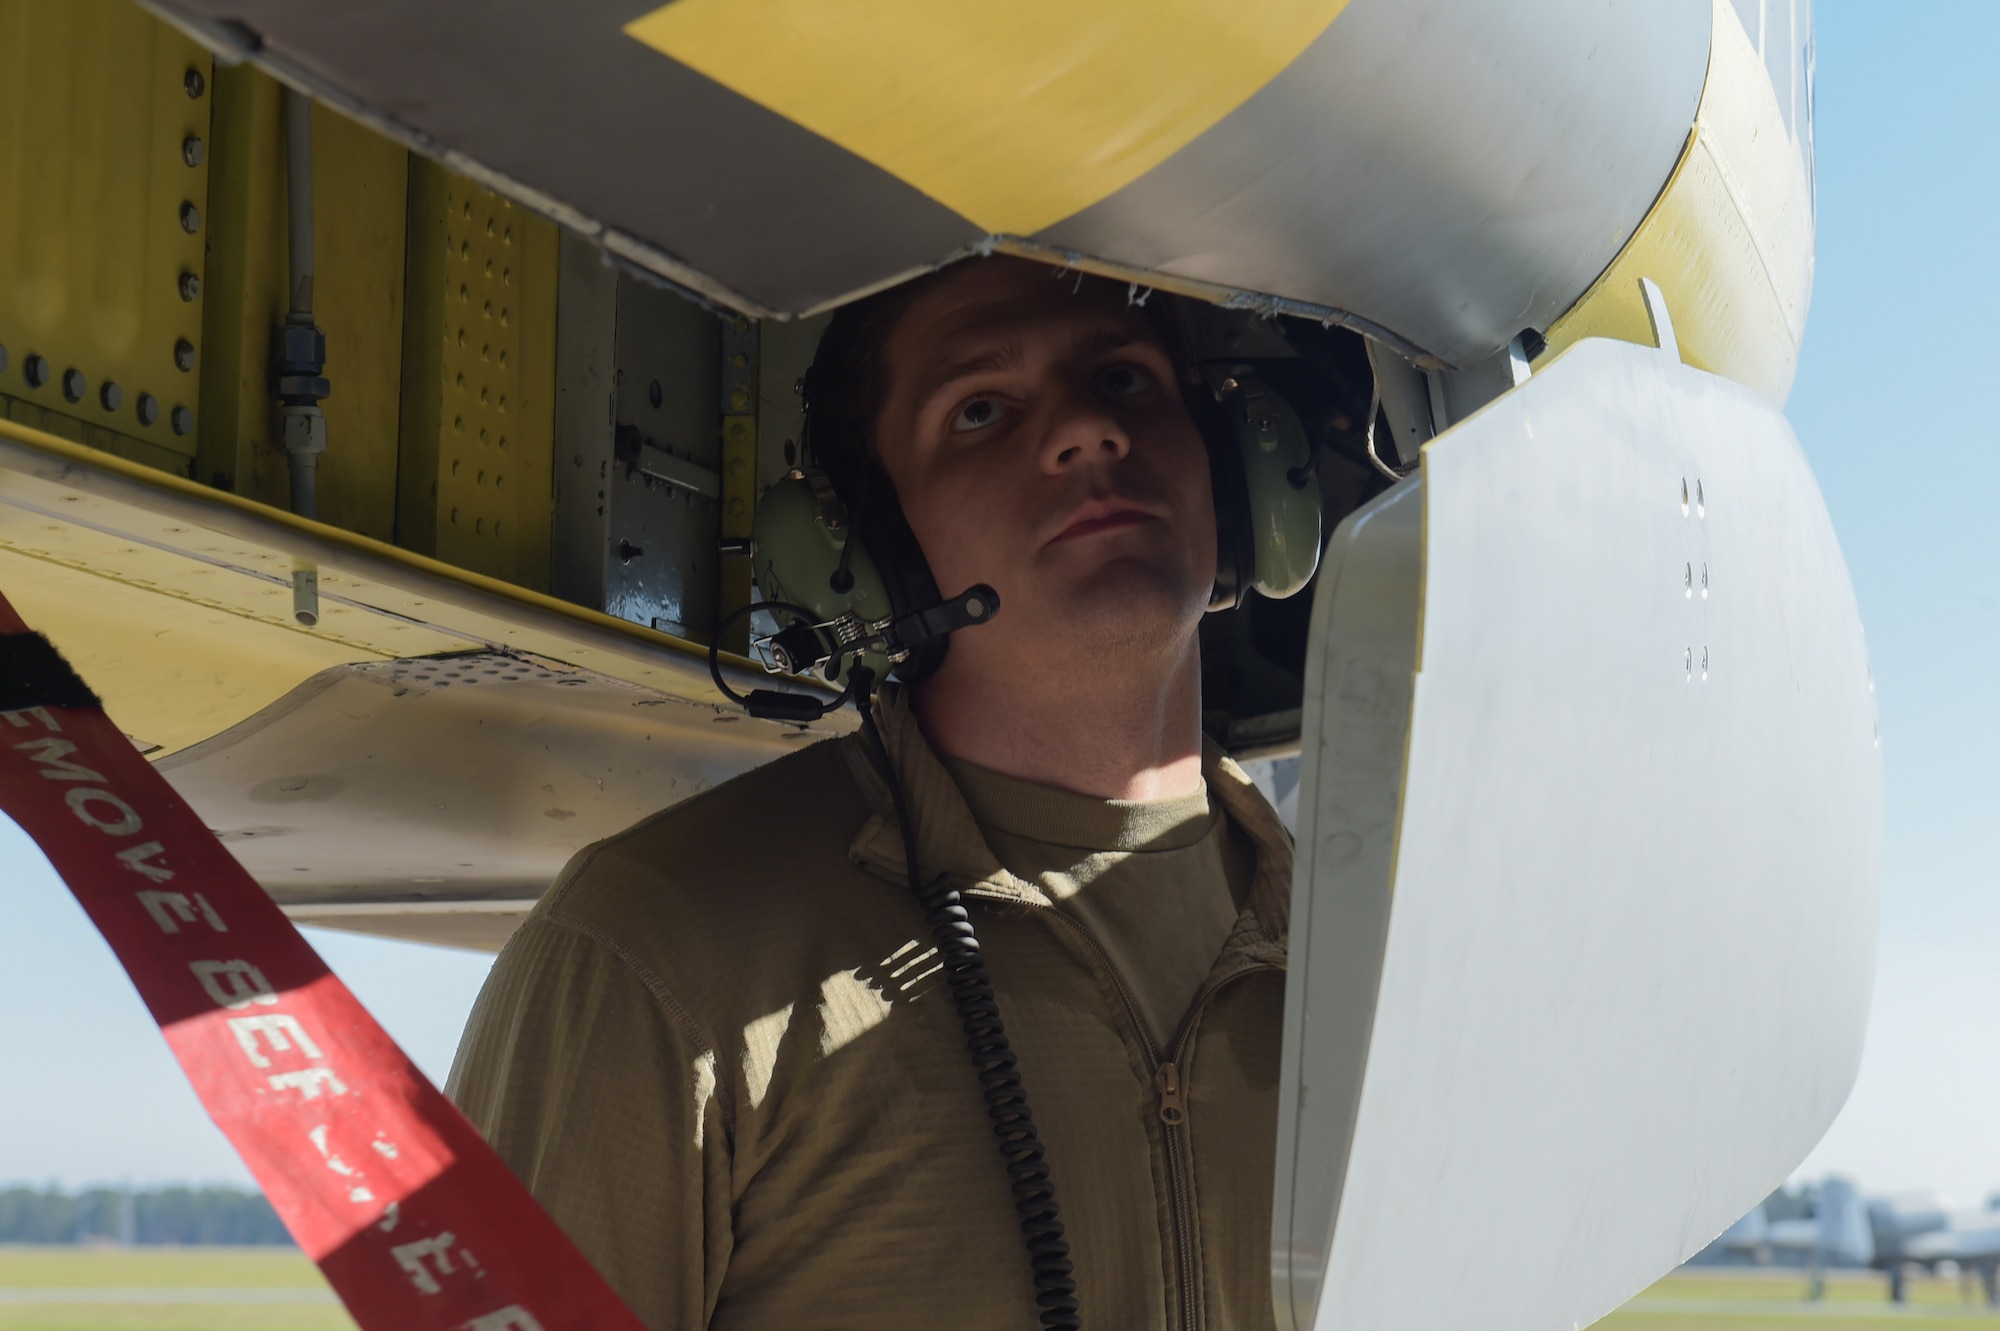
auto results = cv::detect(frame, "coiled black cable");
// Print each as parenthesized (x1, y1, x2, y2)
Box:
(858, 703, 1081, 1331)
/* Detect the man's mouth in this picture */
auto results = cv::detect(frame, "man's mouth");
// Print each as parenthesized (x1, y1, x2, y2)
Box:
(1051, 500, 1157, 543)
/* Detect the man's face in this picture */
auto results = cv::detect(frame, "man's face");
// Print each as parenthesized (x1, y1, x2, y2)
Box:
(871, 259, 1217, 672)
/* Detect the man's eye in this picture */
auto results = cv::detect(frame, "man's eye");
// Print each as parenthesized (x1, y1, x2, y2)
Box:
(1096, 364, 1153, 398)
(950, 397, 1004, 433)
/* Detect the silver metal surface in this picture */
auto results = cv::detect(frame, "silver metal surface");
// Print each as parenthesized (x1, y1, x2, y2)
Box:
(1277, 328, 1881, 1329)
(1038, 0, 1711, 367)
(160, 650, 819, 950)
(1272, 475, 1424, 1330)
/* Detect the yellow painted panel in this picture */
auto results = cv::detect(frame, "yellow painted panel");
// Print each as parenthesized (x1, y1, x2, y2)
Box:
(1541, 0, 1814, 405)
(197, 69, 412, 539)
(0, 548, 377, 757)
(310, 101, 409, 543)
(0, 0, 211, 459)
(196, 60, 288, 504)
(1, 414, 777, 713)
(624, 0, 1350, 235)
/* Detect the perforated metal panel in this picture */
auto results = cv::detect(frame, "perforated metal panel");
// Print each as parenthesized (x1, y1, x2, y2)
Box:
(398, 160, 558, 589)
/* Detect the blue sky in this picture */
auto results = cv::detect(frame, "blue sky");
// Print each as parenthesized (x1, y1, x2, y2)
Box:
(2, 4, 1996, 1204)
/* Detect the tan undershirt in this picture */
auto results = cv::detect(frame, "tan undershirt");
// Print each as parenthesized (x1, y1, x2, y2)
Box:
(943, 757, 1256, 1051)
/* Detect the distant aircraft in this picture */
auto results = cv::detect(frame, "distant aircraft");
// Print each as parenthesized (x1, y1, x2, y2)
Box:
(1715, 1180, 2000, 1304)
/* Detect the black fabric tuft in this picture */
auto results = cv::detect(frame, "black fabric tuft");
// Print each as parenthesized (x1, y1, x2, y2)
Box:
(0, 632, 101, 711)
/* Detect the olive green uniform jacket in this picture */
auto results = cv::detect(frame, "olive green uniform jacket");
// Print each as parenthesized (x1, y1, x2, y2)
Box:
(447, 696, 1292, 1330)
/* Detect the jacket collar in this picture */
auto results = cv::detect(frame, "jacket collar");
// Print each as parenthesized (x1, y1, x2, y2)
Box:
(842, 687, 1291, 956)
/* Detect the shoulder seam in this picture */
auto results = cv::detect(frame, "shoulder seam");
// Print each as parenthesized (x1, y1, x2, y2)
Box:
(540, 908, 741, 1133)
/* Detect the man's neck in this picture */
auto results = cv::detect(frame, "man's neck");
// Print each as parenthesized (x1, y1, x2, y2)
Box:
(910, 640, 1206, 802)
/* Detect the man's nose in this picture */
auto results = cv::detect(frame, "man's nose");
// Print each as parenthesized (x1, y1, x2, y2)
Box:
(1038, 389, 1132, 474)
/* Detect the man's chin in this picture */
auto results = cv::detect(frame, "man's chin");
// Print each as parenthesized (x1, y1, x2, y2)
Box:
(1038, 559, 1208, 649)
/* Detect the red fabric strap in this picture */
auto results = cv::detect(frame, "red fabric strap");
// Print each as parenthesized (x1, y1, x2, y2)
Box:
(0, 595, 647, 1331)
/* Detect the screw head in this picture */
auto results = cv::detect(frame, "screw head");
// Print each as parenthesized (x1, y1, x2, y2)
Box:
(179, 201, 200, 234)
(170, 406, 194, 436)
(178, 271, 201, 302)
(136, 393, 161, 426)
(99, 381, 122, 411)
(181, 135, 205, 168)
(173, 338, 197, 372)
(23, 354, 49, 388)
(60, 368, 85, 402)
(184, 68, 206, 99)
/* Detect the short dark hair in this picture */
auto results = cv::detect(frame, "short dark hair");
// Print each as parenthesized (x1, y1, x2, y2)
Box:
(799, 257, 1196, 502)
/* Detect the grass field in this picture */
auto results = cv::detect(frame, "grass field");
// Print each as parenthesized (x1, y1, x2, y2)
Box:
(4, 1246, 1998, 1329)
(0, 1247, 354, 1331)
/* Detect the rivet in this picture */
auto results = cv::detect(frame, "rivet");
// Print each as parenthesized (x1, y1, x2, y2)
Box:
(495, 473, 505, 490)
(60, 368, 85, 402)
(494, 519, 505, 536)
(450, 506, 460, 524)
(479, 387, 490, 405)
(137, 393, 161, 425)
(1683, 647, 1693, 679)
(99, 381, 121, 411)
(23, 354, 49, 388)
(648, 379, 663, 409)
(173, 338, 197, 372)
(1682, 563, 1692, 598)
(1700, 646, 1709, 681)
(1696, 479, 1706, 517)
(179, 201, 200, 234)
(170, 405, 193, 435)
(184, 68, 206, 99)
(1700, 564, 1709, 598)
(1680, 478, 1689, 516)
(178, 271, 201, 301)
(497, 394, 507, 413)
(181, 135, 205, 168)
(459, 284, 470, 303)
(475, 517, 486, 534)
(450, 459, 460, 477)
(497, 435, 508, 451)
(477, 469, 487, 487)
(452, 415, 464, 433)
(499, 308, 510, 326)
(481, 344, 491, 362)
(454, 372, 465, 392)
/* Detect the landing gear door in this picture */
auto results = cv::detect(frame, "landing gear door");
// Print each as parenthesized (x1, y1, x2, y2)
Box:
(1272, 332, 1883, 1331)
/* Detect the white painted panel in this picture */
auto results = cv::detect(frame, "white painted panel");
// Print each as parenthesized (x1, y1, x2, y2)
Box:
(1275, 333, 1882, 1330)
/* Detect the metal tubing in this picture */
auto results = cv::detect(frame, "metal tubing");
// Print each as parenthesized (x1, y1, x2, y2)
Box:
(284, 88, 314, 321)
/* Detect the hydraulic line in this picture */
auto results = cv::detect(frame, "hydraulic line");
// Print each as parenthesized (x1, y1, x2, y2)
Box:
(275, 88, 328, 624)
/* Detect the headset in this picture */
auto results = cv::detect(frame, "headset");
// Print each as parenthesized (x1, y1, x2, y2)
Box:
(702, 293, 1325, 1331)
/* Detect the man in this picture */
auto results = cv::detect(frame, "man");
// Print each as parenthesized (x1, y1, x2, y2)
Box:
(448, 255, 1293, 1330)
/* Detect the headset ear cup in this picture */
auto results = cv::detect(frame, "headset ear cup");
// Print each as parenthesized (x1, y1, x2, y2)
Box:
(1221, 378, 1322, 601)
(852, 459, 950, 681)
(1203, 400, 1253, 612)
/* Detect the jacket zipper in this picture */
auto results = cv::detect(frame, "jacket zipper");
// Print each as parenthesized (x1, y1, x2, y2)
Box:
(990, 891, 1272, 1331)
